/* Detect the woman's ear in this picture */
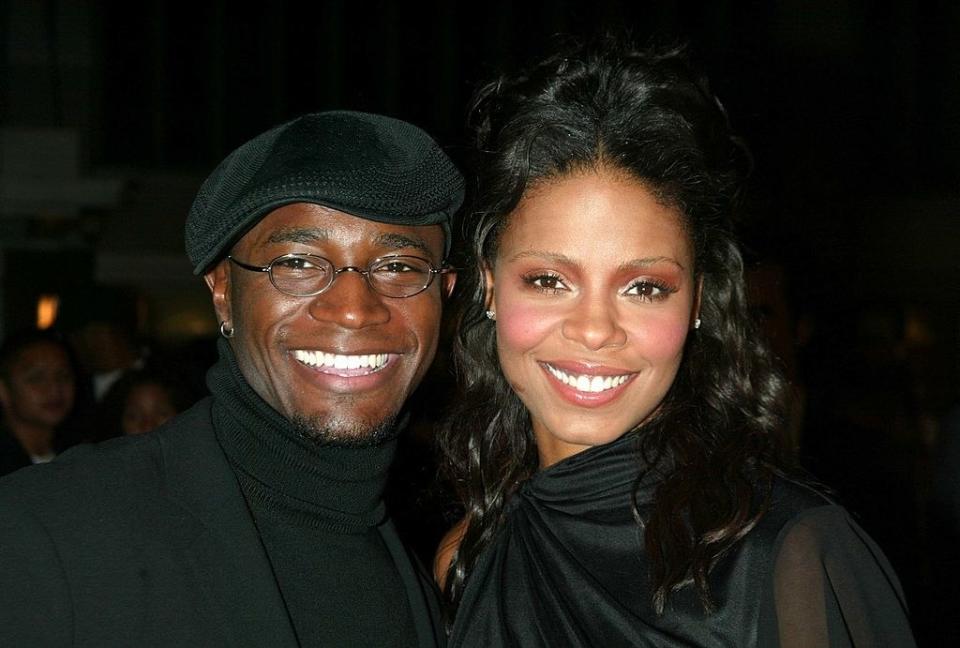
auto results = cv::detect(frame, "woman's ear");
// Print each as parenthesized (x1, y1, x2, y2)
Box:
(204, 259, 233, 328)
(482, 263, 496, 311)
(691, 274, 704, 329)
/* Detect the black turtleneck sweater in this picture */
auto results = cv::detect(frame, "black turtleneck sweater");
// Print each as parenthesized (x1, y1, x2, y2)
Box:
(208, 340, 417, 647)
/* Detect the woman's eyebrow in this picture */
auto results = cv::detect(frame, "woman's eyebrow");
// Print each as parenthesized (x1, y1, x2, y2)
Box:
(618, 256, 686, 272)
(506, 250, 577, 264)
(507, 250, 685, 271)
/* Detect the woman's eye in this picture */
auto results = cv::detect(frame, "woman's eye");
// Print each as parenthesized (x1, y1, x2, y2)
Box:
(624, 280, 672, 300)
(524, 273, 567, 292)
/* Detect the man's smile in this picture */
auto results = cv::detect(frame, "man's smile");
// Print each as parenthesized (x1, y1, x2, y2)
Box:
(292, 349, 394, 377)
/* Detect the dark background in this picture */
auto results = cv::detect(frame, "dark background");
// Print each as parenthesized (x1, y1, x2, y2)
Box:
(1, 0, 958, 642)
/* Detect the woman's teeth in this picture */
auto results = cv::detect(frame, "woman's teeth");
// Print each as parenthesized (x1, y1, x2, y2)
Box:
(545, 364, 631, 393)
(293, 350, 389, 371)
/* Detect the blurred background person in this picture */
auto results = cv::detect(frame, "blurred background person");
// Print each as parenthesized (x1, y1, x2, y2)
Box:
(0, 329, 80, 476)
(94, 367, 193, 439)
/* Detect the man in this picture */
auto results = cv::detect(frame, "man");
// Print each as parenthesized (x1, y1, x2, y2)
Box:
(0, 111, 463, 647)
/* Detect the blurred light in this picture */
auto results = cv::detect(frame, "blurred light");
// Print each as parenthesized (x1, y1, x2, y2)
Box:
(36, 294, 60, 329)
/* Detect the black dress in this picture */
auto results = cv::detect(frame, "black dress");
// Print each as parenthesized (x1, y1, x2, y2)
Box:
(448, 432, 916, 647)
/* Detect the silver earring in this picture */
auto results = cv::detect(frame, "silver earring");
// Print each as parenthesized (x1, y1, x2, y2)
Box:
(485, 310, 496, 321)
(219, 321, 235, 338)
(693, 318, 701, 330)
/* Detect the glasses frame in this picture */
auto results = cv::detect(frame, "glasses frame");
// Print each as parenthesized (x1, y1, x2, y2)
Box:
(227, 253, 452, 299)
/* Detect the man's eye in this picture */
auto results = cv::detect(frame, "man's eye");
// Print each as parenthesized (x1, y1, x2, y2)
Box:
(378, 262, 416, 273)
(276, 257, 319, 271)
(374, 259, 429, 275)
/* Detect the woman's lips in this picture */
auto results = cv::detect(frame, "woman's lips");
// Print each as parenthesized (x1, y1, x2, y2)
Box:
(539, 361, 637, 407)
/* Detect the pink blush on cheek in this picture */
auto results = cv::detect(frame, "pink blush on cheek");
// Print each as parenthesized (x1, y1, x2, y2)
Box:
(631, 313, 691, 360)
(496, 301, 558, 351)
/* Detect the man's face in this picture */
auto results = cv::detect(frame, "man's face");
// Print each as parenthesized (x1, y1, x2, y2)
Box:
(205, 203, 453, 444)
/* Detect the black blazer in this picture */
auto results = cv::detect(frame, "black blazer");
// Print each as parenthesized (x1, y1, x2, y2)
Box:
(0, 400, 444, 647)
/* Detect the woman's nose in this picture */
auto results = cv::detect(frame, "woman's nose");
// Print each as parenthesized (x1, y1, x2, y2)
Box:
(560, 293, 627, 350)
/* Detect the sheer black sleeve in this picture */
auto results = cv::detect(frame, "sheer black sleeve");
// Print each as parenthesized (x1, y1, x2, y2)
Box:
(759, 506, 916, 647)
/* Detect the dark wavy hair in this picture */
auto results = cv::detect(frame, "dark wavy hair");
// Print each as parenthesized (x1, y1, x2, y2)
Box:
(438, 39, 791, 615)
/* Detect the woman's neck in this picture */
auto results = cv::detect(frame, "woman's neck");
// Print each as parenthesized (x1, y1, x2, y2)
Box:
(5, 417, 54, 456)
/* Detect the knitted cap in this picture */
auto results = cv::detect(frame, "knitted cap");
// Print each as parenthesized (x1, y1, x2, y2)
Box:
(185, 111, 464, 274)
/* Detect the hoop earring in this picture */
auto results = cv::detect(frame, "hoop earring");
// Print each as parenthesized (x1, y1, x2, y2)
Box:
(485, 310, 496, 321)
(220, 321, 235, 338)
(693, 318, 702, 330)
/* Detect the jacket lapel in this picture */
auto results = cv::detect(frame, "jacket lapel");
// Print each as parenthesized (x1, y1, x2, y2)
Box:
(379, 518, 445, 648)
(159, 400, 299, 647)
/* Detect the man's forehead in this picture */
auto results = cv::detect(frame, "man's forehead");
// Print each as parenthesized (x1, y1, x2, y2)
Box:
(260, 226, 436, 256)
(240, 204, 444, 257)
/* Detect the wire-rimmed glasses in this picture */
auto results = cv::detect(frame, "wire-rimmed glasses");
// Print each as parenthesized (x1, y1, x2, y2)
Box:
(227, 253, 451, 298)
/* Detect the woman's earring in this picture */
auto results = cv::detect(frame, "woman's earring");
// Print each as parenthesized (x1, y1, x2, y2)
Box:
(220, 321, 235, 338)
(485, 310, 496, 321)
(693, 318, 701, 330)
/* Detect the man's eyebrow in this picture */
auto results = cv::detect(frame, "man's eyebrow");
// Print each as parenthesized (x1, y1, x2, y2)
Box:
(375, 232, 433, 256)
(266, 227, 329, 244)
(265, 228, 435, 257)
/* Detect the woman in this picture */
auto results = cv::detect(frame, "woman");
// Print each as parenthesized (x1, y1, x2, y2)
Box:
(95, 367, 192, 438)
(0, 329, 78, 476)
(435, 41, 915, 646)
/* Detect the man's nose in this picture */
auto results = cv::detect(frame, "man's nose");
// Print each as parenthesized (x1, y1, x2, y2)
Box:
(307, 270, 391, 328)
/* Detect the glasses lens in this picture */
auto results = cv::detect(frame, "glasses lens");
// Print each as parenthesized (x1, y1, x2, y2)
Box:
(369, 256, 434, 297)
(269, 255, 332, 296)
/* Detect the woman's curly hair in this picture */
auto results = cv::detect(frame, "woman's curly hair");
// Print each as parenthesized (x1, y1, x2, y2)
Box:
(437, 37, 791, 615)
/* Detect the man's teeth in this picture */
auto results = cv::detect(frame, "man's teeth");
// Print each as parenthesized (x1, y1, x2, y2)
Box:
(293, 350, 389, 371)
(545, 364, 631, 393)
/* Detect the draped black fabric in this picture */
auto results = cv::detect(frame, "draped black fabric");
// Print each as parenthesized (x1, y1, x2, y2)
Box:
(448, 431, 916, 647)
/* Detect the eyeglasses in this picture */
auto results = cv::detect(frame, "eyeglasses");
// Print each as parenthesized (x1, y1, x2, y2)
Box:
(227, 253, 451, 299)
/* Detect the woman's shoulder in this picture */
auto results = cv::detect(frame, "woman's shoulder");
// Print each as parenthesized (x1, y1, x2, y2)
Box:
(755, 480, 916, 646)
(756, 475, 836, 533)
(753, 475, 892, 574)
(433, 517, 469, 588)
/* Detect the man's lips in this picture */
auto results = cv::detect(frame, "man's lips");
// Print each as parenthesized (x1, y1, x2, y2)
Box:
(292, 349, 394, 377)
(540, 361, 636, 394)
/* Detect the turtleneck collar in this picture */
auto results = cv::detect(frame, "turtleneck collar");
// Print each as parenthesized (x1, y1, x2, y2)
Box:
(207, 338, 397, 533)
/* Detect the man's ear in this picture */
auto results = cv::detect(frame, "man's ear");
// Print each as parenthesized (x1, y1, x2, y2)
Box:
(442, 270, 457, 298)
(204, 260, 233, 328)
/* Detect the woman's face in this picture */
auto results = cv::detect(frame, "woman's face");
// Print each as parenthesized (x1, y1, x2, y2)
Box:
(0, 341, 75, 432)
(487, 170, 699, 467)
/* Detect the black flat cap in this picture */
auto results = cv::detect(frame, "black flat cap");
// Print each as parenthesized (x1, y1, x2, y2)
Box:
(185, 110, 464, 274)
